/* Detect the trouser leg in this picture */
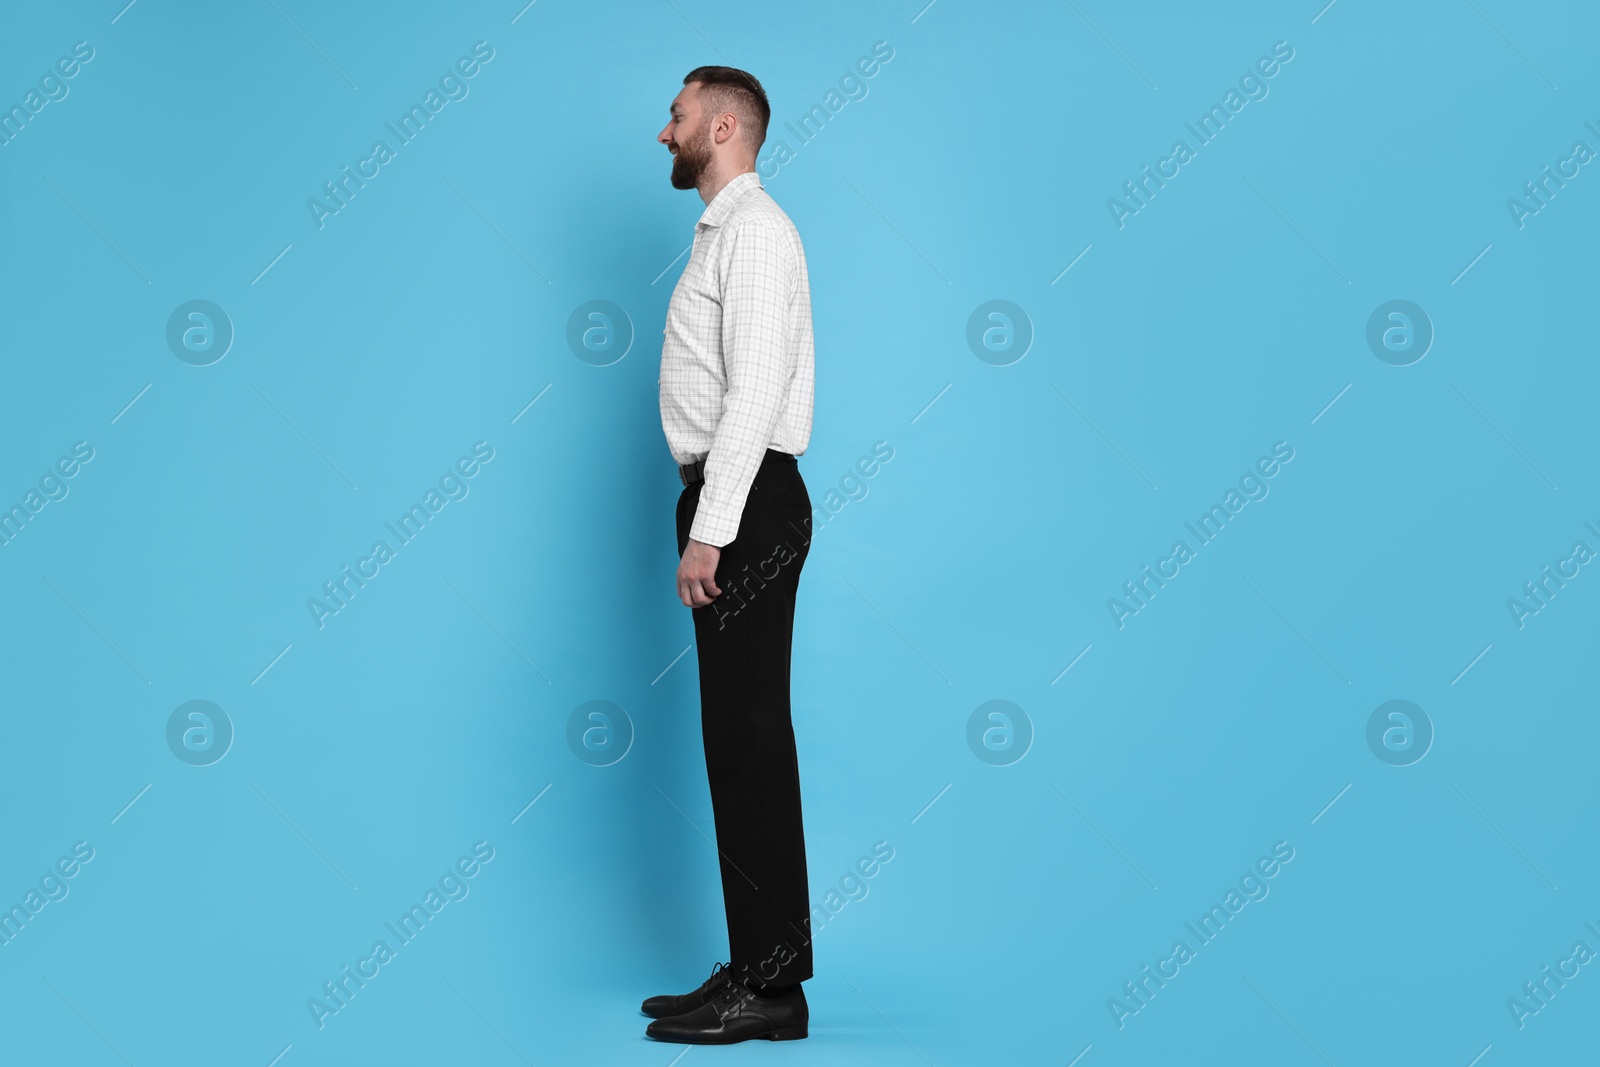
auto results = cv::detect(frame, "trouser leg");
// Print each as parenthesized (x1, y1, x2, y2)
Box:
(675, 456, 814, 988)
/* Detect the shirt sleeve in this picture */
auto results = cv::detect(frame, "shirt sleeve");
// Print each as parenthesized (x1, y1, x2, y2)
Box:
(689, 217, 796, 547)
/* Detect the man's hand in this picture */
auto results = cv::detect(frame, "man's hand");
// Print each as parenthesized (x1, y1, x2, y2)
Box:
(677, 538, 722, 607)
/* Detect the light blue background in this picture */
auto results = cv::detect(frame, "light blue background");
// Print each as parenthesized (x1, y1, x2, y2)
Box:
(2, 1, 1597, 1064)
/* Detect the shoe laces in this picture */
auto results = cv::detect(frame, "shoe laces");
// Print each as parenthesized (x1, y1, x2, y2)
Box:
(699, 961, 732, 995)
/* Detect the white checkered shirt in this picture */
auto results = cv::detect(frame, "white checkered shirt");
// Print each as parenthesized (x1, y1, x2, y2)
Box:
(659, 170, 815, 547)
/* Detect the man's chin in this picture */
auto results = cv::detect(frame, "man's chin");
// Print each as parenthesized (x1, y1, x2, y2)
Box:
(670, 160, 699, 190)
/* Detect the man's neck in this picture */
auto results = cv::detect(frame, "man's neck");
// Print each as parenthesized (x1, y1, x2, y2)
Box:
(698, 164, 756, 206)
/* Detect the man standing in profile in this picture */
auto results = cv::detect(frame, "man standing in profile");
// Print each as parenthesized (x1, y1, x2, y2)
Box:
(641, 66, 817, 1045)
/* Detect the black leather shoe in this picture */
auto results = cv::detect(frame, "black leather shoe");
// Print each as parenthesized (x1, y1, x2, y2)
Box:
(645, 981, 808, 1043)
(639, 962, 733, 1020)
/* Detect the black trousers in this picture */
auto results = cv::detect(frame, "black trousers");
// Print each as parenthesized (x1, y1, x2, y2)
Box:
(675, 448, 814, 989)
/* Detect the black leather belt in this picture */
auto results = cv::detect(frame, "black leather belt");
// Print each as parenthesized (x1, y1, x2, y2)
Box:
(679, 450, 795, 487)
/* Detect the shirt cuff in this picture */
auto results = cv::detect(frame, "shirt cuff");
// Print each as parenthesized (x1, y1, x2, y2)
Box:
(688, 501, 739, 548)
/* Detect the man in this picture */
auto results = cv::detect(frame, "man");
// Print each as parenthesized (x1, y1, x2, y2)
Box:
(641, 65, 817, 1045)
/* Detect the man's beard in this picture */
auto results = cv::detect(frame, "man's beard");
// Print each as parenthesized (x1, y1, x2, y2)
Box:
(669, 124, 711, 190)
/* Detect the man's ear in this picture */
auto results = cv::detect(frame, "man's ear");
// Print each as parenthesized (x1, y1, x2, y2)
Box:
(715, 112, 739, 146)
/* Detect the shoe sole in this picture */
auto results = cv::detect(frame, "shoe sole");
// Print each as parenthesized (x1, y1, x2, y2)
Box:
(647, 1024, 807, 1044)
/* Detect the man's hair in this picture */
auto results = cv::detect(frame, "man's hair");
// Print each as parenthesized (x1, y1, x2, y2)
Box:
(683, 66, 770, 153)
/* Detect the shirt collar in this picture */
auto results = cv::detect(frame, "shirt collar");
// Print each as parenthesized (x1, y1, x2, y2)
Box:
(696, 171, 763, 230)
